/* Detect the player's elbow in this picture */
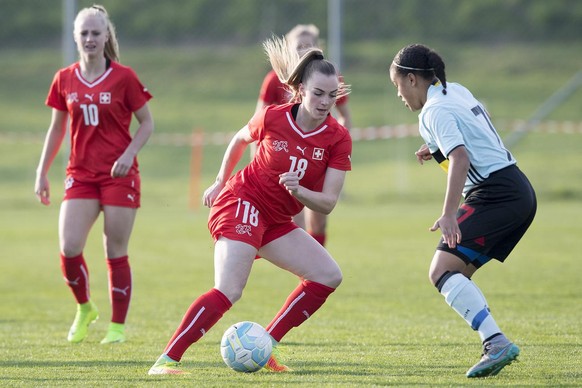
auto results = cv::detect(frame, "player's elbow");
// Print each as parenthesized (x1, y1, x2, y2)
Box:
(318, 196, 339, 215)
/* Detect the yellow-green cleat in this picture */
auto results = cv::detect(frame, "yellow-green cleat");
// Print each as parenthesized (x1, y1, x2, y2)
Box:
(100, 322, 126, 344)
(148, 354, 190, 375)
(67, 300, 99, 343)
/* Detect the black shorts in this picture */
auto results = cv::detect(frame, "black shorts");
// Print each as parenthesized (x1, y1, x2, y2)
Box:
(437, 165, 537, 268)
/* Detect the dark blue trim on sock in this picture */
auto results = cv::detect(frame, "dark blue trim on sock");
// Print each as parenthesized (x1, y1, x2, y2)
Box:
(471, 307, 490, 330)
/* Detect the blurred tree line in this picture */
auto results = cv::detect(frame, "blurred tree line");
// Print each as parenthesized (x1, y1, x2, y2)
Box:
(1, 0, 581, 48)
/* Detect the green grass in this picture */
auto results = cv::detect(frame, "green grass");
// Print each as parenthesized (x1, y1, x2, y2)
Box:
(1, 132, 581, 386)
(1, 41, 581, 386)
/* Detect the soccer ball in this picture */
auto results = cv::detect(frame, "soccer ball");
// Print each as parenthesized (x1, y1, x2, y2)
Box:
(220, 321, 273, 373)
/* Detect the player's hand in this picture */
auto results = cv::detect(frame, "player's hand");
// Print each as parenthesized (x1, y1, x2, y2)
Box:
(279, 171, 301, 194)
(415, 144, 432, 165)
(430, 214, 461, 248)
(203, 180, 225, 208)
(111, 153, 133, 178)
(34, 175, 51, 205)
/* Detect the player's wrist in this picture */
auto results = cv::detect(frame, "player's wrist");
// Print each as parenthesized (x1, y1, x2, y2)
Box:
(214, 176, 227, 185)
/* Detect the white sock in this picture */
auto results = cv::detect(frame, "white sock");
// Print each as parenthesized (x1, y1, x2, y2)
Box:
(440, 273, 501, 341)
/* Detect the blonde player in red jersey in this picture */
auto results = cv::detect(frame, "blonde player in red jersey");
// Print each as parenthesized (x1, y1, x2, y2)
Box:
(149, 36, 351, 375)
(34, 5, 153, 345)
(254, 24, 352, 247)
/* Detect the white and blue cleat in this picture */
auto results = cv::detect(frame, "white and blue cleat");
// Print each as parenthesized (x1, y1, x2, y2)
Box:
(466, 340, 520, 378)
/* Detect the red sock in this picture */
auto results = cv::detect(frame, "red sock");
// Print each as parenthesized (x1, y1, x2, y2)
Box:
(309, 233, 326, 247)
(165, 288, 232, 361)
(266, 280, 335, 342)
(60, 253, 90, 304)
(106, 256, 132, 324)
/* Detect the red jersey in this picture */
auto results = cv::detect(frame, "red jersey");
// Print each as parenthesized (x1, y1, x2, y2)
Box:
(46, 61, 152, 178)
(258, 70, 348, 106)
(226, 103, 352, 223)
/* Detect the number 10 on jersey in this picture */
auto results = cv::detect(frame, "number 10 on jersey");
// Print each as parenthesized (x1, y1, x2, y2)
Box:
(80, 103, 99, 126)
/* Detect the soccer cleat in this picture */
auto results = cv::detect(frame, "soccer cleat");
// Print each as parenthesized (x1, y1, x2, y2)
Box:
(466, 340, 520, 378)
(264, 345, 292, 372)
(148, 355, 190, 375)
(67, 300, 99, 343)
(100, 322, 126, 344)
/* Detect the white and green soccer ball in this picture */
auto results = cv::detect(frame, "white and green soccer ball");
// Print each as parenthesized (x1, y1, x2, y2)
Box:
(220, 321, 273, 373)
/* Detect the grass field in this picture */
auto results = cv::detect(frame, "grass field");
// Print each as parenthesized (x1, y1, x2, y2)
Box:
(1, 41, 581, 386)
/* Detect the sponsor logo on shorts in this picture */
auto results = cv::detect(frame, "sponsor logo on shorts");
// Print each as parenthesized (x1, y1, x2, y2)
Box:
(235, 224, 252, 236)
(64, 176, 74, 190)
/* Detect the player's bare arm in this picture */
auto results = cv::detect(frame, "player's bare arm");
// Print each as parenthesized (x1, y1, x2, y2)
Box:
(35, 108, 68, 205)
(430, 146, 469, 248)
(281, 167, 346, 214)
(111, 104, 154, 178)
(203, 126, 254, 208)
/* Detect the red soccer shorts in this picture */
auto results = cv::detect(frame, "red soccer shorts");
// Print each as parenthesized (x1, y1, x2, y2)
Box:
(63, 173, 141, 208)
(208, 188, 299, 249)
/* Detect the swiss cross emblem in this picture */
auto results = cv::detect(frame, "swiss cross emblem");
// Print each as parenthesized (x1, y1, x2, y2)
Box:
(100, 92, 111, 104)
(312, 148, 324, 160)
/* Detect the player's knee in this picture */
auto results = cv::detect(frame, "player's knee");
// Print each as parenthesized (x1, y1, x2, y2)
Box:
(330, 271, 342, 288)
(216, 284, 245, 304)
(104, 236, 131, 258)
(428, 268, 441, 287)
(223, 289, 243, 304)
(321, 265, 343, 288)
(60, 242, 84, 258)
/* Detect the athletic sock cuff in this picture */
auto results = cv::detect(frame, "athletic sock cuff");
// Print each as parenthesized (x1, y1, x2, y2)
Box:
(106, 255, 129, 268)
(211, 288, 233, 309)
(60, 252, 84, 262)
(303, 280, 336, 298)
(435, 270, 461, 292)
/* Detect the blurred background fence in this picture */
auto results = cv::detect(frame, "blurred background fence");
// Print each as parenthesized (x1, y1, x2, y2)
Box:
(1, 0, 581, 205)
(1, 0, 581, 134)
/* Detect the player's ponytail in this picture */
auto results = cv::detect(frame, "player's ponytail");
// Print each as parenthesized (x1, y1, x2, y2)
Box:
(263, 35, 349, 103)
(427, 51, 447, 95)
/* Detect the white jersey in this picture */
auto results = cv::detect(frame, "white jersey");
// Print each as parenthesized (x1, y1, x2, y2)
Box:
(418, 82, 516, 195)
